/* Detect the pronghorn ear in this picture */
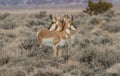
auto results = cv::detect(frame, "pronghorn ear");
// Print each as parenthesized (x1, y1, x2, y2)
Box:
(64, 14, 70, 19)
(49, 14, 53, 19)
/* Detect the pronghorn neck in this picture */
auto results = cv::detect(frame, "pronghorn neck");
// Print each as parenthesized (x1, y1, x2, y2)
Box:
(56, 20, 63, 32)
(49, 24, 56, 31)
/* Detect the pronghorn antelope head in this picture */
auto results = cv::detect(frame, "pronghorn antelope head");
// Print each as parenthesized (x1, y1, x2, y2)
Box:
(63, 15, 77, 32)
(48, 14, 64, 32)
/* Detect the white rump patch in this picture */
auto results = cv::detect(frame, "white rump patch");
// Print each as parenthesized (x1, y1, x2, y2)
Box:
(71, 25, 77, 31)
(49, 24, 56, 31)
(66, 29, 70, 34)
(42, 38, 53, 47)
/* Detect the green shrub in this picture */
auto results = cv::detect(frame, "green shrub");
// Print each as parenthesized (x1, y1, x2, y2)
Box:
(83, 0, 113, 15)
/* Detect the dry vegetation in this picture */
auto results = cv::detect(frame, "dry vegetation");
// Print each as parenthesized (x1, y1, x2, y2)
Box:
(0, 10, 120, 76)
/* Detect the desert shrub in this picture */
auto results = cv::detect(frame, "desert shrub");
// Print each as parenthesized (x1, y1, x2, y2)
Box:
(61, 62, 79, 74)
(0, 30, 16, 44)
(83, 0, 112, 15)
(34, 71, 61, 76)
(91, 36, 113, 46)
(96, 48, 120, 68)
(31, 26, 45, 32)
(15, 70, 26, 76)
(0, 50, 12, 65)
(106, 63, 120, 74)
(0, 13, 10, 20)
(75, 12, 90, 25)
(116, 12, 120, 19)
(29, 44, 52, 58)
(87, 15, 103, 25)
(21, 35, 37, 50)
(27, 19, 47, 28)
(17, 27, 33, 37)
(0, 21, 16, 30)
(78, 47, 97, 65)
(79, 38, 90, 48)
(80, 69, 99, 76)
(104, 73, 120, 76)
(0, 41, 4, 50)
(103, 22, 120, 33)
(75, 44, 120, 68)
(104, 10, 115, 18)
(20, 34, 52, 58)
(4, 31, 16, 39)
(0, 68, 26, 76)
(34, 11, 47, 18)
(0, 32, 4, 48)
(111, 17, 119, 22)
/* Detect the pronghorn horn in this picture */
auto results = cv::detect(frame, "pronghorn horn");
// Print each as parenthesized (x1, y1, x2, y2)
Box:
(49, 14, 53, 19)
(64, 14, 69, 18)
(71, 15, 74, 20)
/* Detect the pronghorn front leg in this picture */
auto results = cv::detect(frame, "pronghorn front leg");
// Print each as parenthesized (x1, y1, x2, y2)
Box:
(53, 45, 57, 57)
(53, 36, 60, 57)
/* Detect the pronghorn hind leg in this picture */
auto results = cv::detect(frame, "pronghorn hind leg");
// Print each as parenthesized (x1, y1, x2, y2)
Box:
(53, 45, 57, 57)
(67, 39, 71, 55)
(58, 48, 62, 57)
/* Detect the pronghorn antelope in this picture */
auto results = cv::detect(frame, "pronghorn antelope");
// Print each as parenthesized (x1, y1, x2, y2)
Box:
(37, 15, 77, 57)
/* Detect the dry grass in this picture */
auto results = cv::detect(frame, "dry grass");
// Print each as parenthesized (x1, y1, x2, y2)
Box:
(0, 9, 120, 76)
